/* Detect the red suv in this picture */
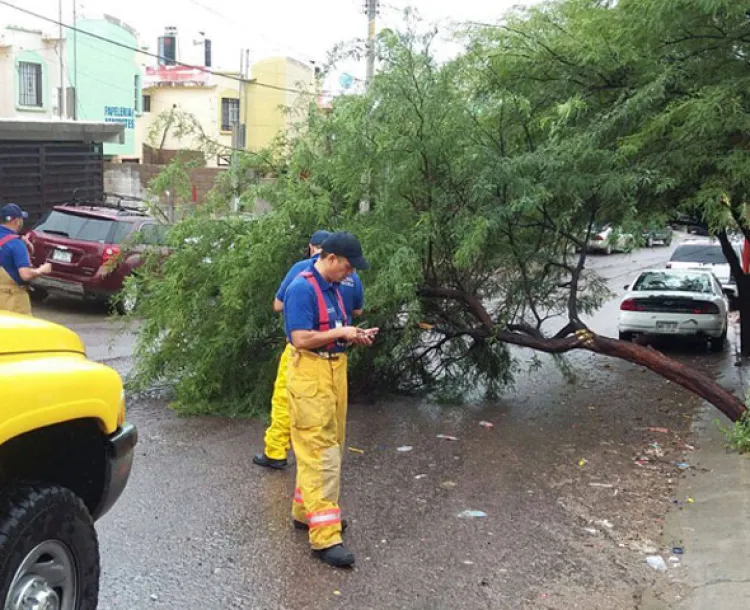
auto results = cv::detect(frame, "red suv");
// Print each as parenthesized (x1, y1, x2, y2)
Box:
(26, 205, 170, 313)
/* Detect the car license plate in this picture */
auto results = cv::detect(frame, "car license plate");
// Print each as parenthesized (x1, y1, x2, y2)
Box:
(52, 249, 72, 263)
(656, 321, 679, 333)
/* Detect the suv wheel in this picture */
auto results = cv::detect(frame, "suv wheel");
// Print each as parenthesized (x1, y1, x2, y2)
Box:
(28, 287, 48, 304)
(0, 484, 99, 610)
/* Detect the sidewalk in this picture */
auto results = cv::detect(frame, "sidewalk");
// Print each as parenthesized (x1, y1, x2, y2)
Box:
(643, 326, 750, 609)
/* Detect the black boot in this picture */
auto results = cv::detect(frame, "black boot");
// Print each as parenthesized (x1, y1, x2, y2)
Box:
(313, 544, 355, 567)
(294, 518, 348, 532)
(252, 453, 287, 470)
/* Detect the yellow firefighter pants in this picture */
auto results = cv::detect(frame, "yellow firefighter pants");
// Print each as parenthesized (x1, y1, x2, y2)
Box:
(262, 343, 294, 460)
(0, 269, 31, 315)
(288, 348, 348, 550)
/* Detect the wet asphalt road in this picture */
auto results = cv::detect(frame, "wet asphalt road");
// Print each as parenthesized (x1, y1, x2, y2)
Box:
(34, 239, 735, 609)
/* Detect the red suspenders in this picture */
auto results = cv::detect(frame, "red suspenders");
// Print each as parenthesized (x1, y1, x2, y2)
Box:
(300, 271, 347, 351)
(0, 234, 19, 249)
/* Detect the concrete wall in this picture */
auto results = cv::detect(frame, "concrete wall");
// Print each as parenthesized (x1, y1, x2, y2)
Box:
(0, 26, 65, 119)
(104, 162, 225, 204)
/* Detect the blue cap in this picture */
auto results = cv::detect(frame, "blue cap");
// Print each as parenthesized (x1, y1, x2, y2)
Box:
(321, 231, 370, 270)
(1, 203, 28, 222)
(309, 230, 330, 246)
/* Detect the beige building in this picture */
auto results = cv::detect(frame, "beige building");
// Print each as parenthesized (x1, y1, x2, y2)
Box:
(136, 56, 315, 167)
(0, 25, 69, 119)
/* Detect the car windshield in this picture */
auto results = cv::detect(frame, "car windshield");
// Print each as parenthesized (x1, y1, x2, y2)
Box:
(670, 244, 729, 264)
(35, 210, 126, 243)
(632, 271, 713, 294)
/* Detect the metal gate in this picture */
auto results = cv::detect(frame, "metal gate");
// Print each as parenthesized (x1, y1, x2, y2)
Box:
(0, 140, 104, 226)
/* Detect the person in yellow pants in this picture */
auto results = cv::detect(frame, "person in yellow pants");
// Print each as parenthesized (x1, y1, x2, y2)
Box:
(253, 230, 364, 469)
(283, 232, 377, 567)
(0, 204, 51, 315)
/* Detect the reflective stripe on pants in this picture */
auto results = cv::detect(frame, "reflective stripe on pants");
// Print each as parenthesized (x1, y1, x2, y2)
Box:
(288, 348, 348, 550)
(262, 343, 294, 460)
(0, 268, 31, 315)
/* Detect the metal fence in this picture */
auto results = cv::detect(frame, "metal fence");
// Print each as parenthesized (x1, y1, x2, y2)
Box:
(0, 140, 104, 227)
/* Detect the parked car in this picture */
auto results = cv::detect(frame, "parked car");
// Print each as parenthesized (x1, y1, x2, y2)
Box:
(26, 204, 170, 313)
(641, 223, 674, 247)
(0, 312, 137, 608)
(666, 238, 743, 300)
(586, 224, 635, 254)
(619, 268, 728, 351)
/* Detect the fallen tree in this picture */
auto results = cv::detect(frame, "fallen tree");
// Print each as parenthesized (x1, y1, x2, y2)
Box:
(129, 4, 747, 421)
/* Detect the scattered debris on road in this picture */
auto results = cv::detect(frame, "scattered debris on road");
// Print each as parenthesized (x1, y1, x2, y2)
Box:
(347, 446, 365, 454)
(478, 420, 494, 429)
(397, 445, 413, 452)
(646, 556, 668, 572)
(457, 510, 487, 518)
(439, 480, 457, 490)
(437, 434, 459, 441)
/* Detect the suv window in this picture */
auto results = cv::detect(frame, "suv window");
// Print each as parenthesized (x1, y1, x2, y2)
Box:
(670, 244, 729, 264)
(35, 210, 133, 244)
(137, 224, 170, 246)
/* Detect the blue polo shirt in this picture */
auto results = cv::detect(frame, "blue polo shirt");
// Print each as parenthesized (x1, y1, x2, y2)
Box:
(0, 227, 30, 286)
(276, 255, 364, 317)
(284, 266, 349, 353)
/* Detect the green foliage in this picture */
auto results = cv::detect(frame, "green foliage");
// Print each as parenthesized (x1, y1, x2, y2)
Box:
(717, 394, 750, 454)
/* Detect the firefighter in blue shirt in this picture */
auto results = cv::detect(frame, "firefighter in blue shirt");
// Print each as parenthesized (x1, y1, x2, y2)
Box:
(253, 230, 364, 470)
(283, 231, 376, 568)
(0, 203, 51, 315)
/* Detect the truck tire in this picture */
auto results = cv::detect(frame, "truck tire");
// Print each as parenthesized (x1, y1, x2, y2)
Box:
(0, 484, 99, 610)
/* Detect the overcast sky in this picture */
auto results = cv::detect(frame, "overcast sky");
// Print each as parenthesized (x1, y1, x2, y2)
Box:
(1, 0, 536, 91)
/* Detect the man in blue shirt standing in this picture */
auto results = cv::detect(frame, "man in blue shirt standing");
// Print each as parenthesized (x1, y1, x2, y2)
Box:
(0, 204, 51, 315)
(284, 232, 377, 568)
(253, 230, 364, 470)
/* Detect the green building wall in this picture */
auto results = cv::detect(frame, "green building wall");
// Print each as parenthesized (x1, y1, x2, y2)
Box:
(67, 18, 141, 157)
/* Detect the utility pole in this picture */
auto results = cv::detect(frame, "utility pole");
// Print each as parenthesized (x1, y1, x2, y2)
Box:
(231, 49, 245, 213)
(58, 0, 65, 118)
(72, 0, 78, 119)
(364, 0, 379, 88)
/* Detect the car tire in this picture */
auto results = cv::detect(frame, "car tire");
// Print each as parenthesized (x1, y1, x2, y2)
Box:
(619, 331, 634, 342)
(28, 287, 48, 303)
(0, 483, 100, 610)
(709, 330, 727, 353)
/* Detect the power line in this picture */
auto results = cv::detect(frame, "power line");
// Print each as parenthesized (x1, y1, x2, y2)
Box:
(0, 0, 318, 96)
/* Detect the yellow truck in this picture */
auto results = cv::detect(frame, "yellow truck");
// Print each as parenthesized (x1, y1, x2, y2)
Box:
(0, 312, 137, 610)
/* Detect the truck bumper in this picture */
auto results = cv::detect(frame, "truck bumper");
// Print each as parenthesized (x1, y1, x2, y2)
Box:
(92, 422, 138, 521)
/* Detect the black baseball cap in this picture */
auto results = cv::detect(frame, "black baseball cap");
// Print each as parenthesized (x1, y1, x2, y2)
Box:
(321, 231, 370, 270)
(309, 230, 330, 246)
(1, 203, 28, 222)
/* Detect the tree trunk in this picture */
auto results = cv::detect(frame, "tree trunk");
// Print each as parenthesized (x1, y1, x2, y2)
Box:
(493, 328, 746, 422)
(738, 275, 750, 357)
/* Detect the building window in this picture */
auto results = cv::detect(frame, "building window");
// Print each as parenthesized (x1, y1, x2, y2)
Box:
(142, 94, 151, 113)
(134, 75, 142, 113)
(18, 62, 43, 107)
(221, 98, 239, 132)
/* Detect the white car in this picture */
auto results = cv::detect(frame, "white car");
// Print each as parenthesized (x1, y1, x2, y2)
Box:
(666, 238, 743, 300)
(618, 268, 728, 351)
(586, 224, 635, 255)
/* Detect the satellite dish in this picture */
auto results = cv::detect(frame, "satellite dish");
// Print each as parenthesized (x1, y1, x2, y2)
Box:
(339, 73, 354, 90)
